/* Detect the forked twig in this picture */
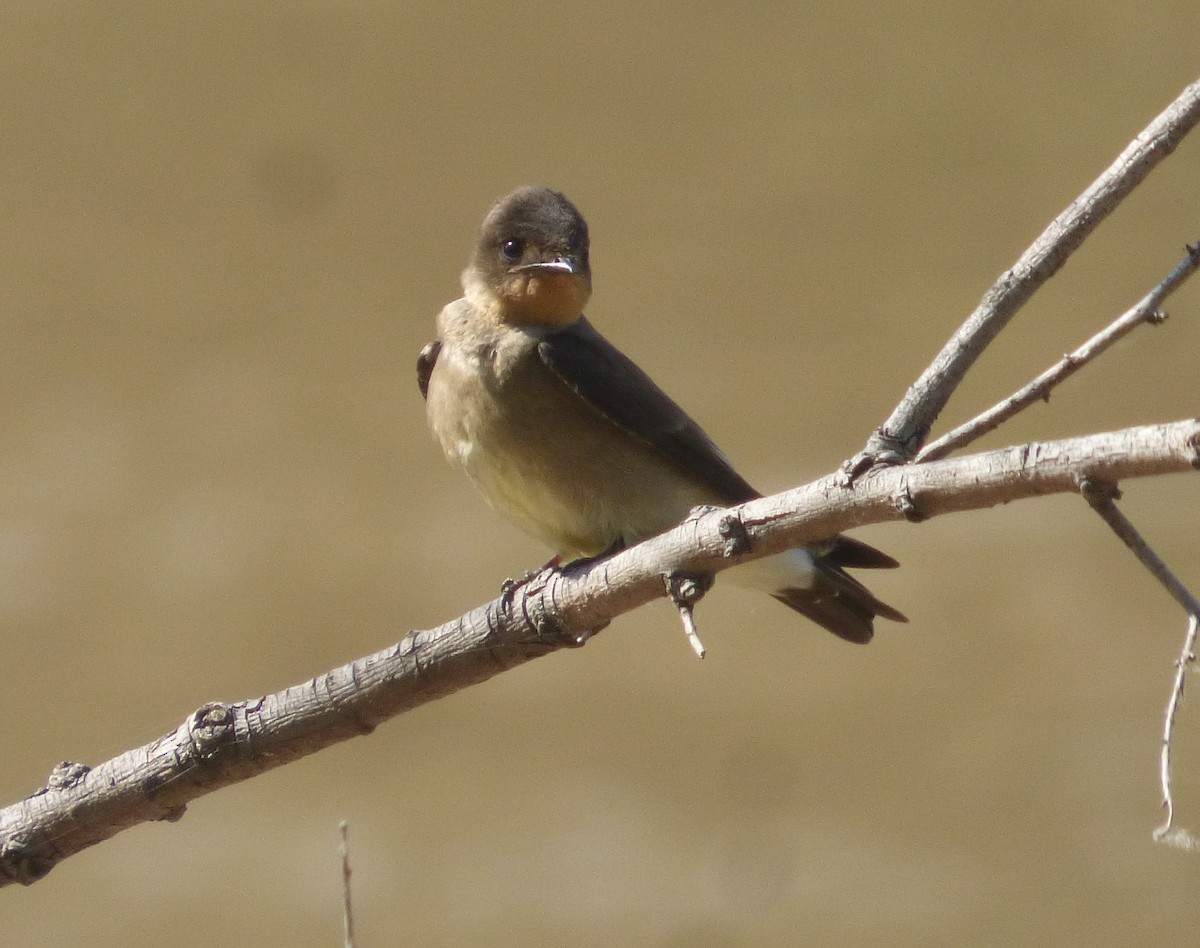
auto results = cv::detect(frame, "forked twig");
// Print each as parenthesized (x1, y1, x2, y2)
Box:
(918, 244, 1200, 462)
(1079, 478, 1200, 846)
(848, 77, 1200, 474)
(1157, 615, 1200, 850)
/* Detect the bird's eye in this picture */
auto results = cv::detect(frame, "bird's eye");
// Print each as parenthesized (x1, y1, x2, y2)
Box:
(499, 238, 524, 262)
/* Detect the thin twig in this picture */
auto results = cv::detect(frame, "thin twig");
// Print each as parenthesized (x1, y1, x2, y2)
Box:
(847, 76, 1200, 476)
(676, 604, 706, 660)
(1156, 615, 1200, 850)
(1079, 478, 1200, 616)
(918, 244, 1200, 462)
(340, 821, 357, 948)
(1079, 478, 1200, 846)
(664, 574, 711, 659)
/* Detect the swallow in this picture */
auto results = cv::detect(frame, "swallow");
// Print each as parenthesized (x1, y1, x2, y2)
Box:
(418, 186, 905, 643)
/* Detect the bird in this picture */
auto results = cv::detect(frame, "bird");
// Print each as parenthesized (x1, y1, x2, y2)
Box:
(418, 186, 905, 643)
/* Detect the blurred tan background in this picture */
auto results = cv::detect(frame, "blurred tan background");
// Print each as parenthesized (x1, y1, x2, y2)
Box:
(3, 2, 1199, 945)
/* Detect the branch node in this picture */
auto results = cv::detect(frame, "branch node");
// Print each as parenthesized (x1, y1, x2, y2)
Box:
(44, 761, 90, 792)
(717, 513, 752, 558)
(164, 703, 237, 785)
(893, 478, 925, 523)
(528, 603, 588, 649)
(189, 704, 235, 759)
(1078, 475, 1122, 505)
(664, 573, 714, 659)
(0, 836, 54, 887)
(1145, 308, 1169, 326)
(841, 434, 909, 485)
(512, 571, 593, 649)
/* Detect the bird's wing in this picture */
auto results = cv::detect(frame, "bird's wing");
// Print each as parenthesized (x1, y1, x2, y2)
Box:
(537, 317, 758, 504)
(416, 340, 442, 400)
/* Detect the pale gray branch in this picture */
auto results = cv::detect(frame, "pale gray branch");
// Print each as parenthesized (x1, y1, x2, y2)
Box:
(918, 243, 1200, 462)
(1079, 477, 1200, 847)
(1157, 615, 1200, 851)
(4, 79, 1199, 894)
(2, 419, 1196, 889)
(1080, 477, 1200, 618)
(340, 821, 357, 948)
(848, 76, 1200, 474)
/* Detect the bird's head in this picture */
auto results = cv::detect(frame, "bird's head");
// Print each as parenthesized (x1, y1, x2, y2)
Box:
(464, 186, 592, 327)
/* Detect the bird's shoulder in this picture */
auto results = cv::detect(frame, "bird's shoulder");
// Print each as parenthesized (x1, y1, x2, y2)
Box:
(537, 317, 758, 504)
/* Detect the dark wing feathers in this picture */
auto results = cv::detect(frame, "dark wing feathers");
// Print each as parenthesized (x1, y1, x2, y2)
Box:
(417, 340, 441, 400)
(771, 589, 878, 645)
(812, 535, 901, 570)
(779, 535, 907, 642)
(774, 563, 908, 645)
(534, 317, 906, 644)
(537, 318, 758, 504)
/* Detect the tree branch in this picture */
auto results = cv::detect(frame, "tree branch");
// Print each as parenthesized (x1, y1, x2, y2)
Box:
(1157, 615, 1200, 851)
(917, 243, 1200, 462)
(848, 76, 1200, 474)
(2, 419, 1197, 888)
(1080, 477, 1200, 618)
(1079, 477, 1200, 847)
(4, 68, 1198, 905)
(339, 821, 357, 948)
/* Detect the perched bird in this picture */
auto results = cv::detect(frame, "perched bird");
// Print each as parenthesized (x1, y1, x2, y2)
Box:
(419, 186, 905, 643)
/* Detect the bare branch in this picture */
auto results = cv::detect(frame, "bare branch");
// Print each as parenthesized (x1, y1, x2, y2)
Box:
(340, 821, 357, 948)
(2, 419, 1196, 888)
(1079, 477, 1200, 617)
(848, 76, 1200, 474)
(918, 244, 1200, 462)
(1079, 477, 1200, 845)
(1156, 615, 1200, 851)
(665, 572, 713, 659)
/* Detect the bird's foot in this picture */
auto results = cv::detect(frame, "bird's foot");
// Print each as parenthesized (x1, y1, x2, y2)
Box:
(559, 539, 627, 575)
(499, 555, 562, 607)
(499, 558, 601, 649)
(685, 504, 721, 521)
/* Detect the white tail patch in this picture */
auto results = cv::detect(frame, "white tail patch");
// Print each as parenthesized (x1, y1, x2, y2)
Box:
(724, 548, 818, 595)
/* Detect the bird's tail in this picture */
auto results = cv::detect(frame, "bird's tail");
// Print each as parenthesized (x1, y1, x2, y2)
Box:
(728, 535, 906, 644)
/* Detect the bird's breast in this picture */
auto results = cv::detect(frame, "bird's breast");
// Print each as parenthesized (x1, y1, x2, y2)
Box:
(426, 328, 709, 559)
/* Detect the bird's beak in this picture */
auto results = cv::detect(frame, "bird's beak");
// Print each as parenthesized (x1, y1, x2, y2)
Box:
(509, 256, 581, 276)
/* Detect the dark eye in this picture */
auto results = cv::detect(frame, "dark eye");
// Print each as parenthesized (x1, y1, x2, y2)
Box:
(499, 238, 523, 262)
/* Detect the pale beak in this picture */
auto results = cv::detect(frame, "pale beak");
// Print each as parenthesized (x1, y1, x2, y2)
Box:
(509, 257, 580, 275)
